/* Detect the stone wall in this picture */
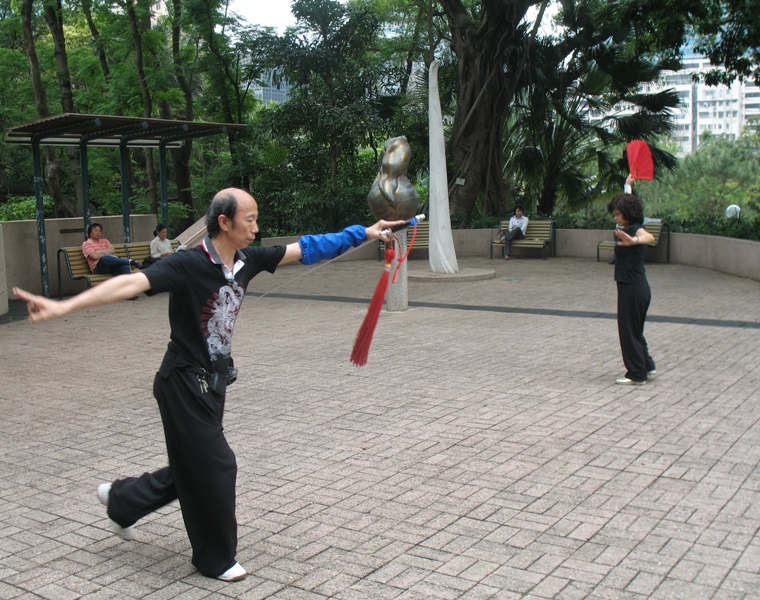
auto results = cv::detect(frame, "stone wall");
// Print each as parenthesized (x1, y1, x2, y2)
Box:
(3, 222, 757, 316)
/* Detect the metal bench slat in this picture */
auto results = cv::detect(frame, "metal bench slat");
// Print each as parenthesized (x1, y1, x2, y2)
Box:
(596, 221, 670, 262)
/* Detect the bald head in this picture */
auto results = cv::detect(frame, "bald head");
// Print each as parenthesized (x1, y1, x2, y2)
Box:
(205, 188, 256, 238)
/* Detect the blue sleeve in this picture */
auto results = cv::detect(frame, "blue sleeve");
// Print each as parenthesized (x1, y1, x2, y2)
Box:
(298, 224, 367, 265)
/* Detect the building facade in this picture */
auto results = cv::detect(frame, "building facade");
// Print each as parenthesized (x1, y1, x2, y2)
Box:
(601, 53, 760, 156)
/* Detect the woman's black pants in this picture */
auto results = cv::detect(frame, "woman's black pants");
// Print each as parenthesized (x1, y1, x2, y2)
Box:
(105, 367, 237, 578)
(617, 281, 655, 381)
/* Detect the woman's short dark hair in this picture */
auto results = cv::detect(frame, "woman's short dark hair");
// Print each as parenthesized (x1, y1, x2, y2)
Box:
(607, 193, 643, 225)
(154, 223, 167, 237)
(87, 222, 103, 236)
(514, 205, 524, 214)
(205, 193, 238, 238)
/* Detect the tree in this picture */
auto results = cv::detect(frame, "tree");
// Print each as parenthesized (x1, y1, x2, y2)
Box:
(504, 5, 680, 216)
(690, 0, 760, 86)
(260, 0, 385, 231)
(438, 0, 544, 224)
(19, 0, 76, 216)
(640, 131, 760, 219)
(435, 0, 752, 224)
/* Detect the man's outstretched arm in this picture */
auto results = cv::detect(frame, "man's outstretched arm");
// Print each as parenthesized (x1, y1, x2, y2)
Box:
(279, 219, 404, 265)
(14, 272, 151, 323)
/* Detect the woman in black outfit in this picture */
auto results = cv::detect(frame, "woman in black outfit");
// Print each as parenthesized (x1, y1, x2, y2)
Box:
(608, 193, 657, 385)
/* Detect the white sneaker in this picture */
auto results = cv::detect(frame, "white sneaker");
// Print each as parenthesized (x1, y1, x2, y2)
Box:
(217, 562, 247, 582)
(647, 369, 657, 378)
(97, 483, 136, 541)
(616, 377, 646, 386)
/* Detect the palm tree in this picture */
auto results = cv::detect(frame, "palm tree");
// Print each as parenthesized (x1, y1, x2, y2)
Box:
(503, 16, 679, 216)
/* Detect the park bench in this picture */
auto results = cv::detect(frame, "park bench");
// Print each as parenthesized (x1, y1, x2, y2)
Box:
(123, 239, 180, 264)
(58, 240, 184, 297)
(490, 220, 555, 259)
(378, 220, 429, 260)
(596, 221, 670, 263)
(57, 244, 137, 298)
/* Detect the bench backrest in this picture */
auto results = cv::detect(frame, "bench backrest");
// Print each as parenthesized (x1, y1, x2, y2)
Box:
(60, 246, 91, 278)
(643, 221, 663, 246)
(61, 243, 129, 276)
(58, 244, 129, 279)
(124, 242, 151, 262)
(125, 240, 179, 262)
(409, 221, 429, 248)
(499, 219, 553, 241)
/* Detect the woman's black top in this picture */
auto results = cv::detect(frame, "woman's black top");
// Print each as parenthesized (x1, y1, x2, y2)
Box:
(614, 224, 648, 284)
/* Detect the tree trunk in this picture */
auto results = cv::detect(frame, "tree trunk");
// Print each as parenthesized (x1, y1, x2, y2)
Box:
(82, 0, 110, 80)
(201, 5, 246, 188)
(440, 0, 540, 225)
(43, 0, 83, 216)
(20, 0, 74, 216)
(126, 0, 158, 208)
(168, 0, 195, 219)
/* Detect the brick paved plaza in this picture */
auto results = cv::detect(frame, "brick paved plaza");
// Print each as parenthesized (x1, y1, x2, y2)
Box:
(1, 256, 758, 599)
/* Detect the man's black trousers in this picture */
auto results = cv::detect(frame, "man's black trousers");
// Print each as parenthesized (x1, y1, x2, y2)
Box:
(616, 281, 655, 381)
(106, 367, 237, 578)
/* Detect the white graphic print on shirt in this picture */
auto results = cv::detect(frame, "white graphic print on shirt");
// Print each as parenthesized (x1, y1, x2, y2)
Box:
(203, 281, 245, 360)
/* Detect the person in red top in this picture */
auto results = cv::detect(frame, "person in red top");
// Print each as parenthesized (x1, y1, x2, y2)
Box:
(82, 223, 141, 274)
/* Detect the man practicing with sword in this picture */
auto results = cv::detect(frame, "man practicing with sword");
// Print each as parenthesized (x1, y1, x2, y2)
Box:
(13, 187, 402, 583)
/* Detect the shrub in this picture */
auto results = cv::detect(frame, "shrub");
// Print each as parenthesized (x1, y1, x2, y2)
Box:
(0, 196, 53, 221)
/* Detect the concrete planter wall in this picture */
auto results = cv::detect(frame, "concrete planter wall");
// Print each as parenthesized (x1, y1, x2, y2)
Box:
(2, 221, 757, 316)
(553, 228, 760, 281)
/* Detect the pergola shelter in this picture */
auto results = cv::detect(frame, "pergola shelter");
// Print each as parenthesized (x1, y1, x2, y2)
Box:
(4, 113, 245, 297)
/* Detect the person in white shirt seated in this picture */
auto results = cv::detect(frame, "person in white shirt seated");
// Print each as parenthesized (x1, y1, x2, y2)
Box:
(495, 205, 529, 260)
(142, 224, 174, 268)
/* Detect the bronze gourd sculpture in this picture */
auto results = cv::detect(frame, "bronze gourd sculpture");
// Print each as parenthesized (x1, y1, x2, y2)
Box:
(367, 136, 420, 221)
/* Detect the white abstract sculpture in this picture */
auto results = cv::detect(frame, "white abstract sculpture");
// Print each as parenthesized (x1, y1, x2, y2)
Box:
(428, 60, 459, 273)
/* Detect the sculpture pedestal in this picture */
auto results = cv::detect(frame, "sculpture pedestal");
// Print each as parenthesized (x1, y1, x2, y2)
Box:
(385, 230, 408, 312)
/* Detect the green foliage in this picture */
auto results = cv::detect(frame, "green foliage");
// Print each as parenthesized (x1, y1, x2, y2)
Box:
(131, 196, 191, 237)
(690, 0, 760, 86)
(553, 130, 760, 242)
(503, 3, 680, 218)
(2, 0, 758, 245)
(666, 212, 760, 241)
(636, 131, 760, 220)
(555, 205, 760, 242)
(0, 196, 53, 221)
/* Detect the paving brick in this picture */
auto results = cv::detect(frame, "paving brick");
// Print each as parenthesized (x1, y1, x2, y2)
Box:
(1, 257, 758, 598)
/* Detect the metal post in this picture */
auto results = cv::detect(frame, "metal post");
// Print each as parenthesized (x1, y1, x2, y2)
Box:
(29, 118, 101, 296)
(119, 124, 188, 241)
(158, 145, 169, 227)
(79, 141, 90, 238)
(158, 126, 227, 233)
(119, 142, 134, 242)
(31, 139, 50, 298)
(81, 121, 146, 239)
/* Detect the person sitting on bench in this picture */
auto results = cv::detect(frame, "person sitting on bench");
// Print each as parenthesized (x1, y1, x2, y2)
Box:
(82, 223, 141, 275)
(495, 205, 529, 260)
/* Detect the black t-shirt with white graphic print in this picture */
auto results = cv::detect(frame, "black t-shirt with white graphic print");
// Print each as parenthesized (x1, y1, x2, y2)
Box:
(144, 237, 287, 373)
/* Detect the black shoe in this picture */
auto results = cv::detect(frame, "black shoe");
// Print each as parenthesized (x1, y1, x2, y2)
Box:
(130, 260, 142, 269)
